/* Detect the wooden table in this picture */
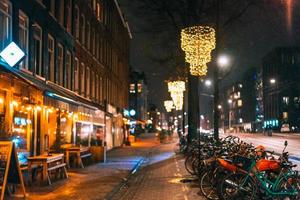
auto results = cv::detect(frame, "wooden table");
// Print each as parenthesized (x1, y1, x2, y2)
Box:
(28, 153, 68, 185)
(65, 147, 91, 168)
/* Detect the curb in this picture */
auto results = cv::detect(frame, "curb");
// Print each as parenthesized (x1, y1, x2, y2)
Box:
(103, 157, 145, 200)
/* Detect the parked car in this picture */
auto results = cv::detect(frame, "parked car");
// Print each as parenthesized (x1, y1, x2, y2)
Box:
(280, 124, 290, 133)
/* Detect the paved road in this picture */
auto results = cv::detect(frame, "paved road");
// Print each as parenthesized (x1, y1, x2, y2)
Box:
(224, 133, 300, 169)
(111, 154, 205, 200)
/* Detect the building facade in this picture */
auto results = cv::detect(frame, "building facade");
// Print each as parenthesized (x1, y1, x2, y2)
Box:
(0, 0, 131, 158)
(129, 70, 148, 121)
(262, 47, 300, 132)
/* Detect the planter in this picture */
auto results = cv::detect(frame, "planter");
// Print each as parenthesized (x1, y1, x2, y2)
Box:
(90, 146, 104, 163)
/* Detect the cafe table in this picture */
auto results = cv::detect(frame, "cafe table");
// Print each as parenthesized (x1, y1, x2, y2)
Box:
(27, 153, 68, 185)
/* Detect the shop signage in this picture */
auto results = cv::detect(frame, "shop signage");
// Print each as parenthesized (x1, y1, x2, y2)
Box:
(0, 42, 25, 67)
(0, 142, 26, 200)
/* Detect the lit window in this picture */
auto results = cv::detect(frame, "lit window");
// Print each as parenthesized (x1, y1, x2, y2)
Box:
(130, 84, 135, 93)
(238, 100, 243, 107)
(0, 1, 12, 51)
(19, 10, 29, 70)
(283, 97, 289, 105)
(283, 112, 288, 119)
(137, 83, 142, 93)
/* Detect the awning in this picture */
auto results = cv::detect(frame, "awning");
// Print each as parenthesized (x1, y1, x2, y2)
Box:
(0, 63, 102, 112)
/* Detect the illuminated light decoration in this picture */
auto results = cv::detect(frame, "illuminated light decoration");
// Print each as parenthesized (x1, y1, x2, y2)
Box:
(164, 100, 174, 112)
(36, 106, 42, 111)
(0, 42, 25, 67)
(181, 26, 216, 76)
(26, 106, 32, 111)
(0, 98, 3, 104)
(11, 101, 18, 107)
(168, 81, 186, 110)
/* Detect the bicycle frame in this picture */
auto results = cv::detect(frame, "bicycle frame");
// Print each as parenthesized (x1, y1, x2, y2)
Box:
(241, 160, 298, 197)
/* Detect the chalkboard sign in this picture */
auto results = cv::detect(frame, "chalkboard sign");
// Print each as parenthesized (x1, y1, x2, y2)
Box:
(0, 141, 26, 200)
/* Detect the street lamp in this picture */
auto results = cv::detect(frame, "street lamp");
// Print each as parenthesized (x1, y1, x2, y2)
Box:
(217, 55, 230, 68)
(204, 79, 212, 87)
(270, 78, 276, 84)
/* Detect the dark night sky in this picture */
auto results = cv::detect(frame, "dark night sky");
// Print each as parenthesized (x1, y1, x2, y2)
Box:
(118, 0, 300, 112)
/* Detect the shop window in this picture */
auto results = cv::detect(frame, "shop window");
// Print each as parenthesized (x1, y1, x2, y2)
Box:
(57, 44, 64, 85)
(47, 34, 55, 82)
(49, 0, 55, 17)
(33, 23, 43, 76)
(19, 10, 29, 70)
(59, 112, 73, 145)
(80, 15, 85, 45)
(86, 21, 90, 49)
(74, 58, 79, 93)
(74, 6, 80, 39)
(130, 84, 135, 93)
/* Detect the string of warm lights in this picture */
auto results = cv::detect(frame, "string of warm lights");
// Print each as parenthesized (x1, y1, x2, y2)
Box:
(164, 100, 174, 112)
(167, 81, 186, 110)
(181, 25, 216, 76)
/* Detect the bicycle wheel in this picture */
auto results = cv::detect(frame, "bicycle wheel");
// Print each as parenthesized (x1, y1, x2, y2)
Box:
(273, 174, 300, 200)
(185, 154, 196, 175)
(219, 172, 257, 200)
(200, 171, 219, 200)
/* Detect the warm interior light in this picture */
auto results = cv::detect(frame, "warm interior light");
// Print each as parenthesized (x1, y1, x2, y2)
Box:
(12, 101, 18, 107)
(0, 98, 3, 104)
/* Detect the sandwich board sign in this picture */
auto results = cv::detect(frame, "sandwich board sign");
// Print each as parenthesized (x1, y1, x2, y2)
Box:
(0, 141, 26, 200)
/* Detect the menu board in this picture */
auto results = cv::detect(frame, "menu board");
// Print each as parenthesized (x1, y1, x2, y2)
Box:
(0, 142, 25, 200)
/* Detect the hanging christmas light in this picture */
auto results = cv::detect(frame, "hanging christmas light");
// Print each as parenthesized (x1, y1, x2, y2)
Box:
(168, 81, 186, 110)
(181, 25, 216, 76)
(164, 100, 174, 112)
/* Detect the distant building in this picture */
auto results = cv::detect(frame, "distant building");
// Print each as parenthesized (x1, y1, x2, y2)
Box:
(262, 47, 300, 132)
(129, 70, 148, 121)
(222, 68, 257, 132)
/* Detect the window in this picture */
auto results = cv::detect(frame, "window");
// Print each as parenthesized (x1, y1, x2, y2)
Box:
(57, 44, 64, 85)
(19, 10, 29, 70)
(137, 83, 142, 93)
(95, 74, 99, 101)
(0, 0, 11, 51)
(80, 63, 85, 96)
(130, 84, 135, 93)
(92, 0, 96, 12)
(100, 77, 103, 102)
(33, 24, 42, 76)
(96, 3, 101, 21)
(91, 70, 95, 99)
(86, 67, 90, 98)
(74, 6, 79, 39)
(238, 100, 243, 107)
(91, 28, 95, 55)
(80, 15, 85, 45)
(49, 0, 55, 16)
(283, 97, 289, 106)
(74, 58, 79, 93)
(58, 0, 64, 26)
(47, 35, 55, 81)
(66, 0, 72, 33)
(86, 22, 90, 49)
(283, 112, 288, 119)
(66, 51, 72, 89)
